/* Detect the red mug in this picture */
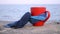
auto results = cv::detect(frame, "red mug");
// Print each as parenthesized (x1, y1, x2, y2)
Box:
(31, 7, 50, 26)
(31, 7, 46, 16)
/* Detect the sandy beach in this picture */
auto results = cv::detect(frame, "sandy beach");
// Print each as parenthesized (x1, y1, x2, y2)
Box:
(0, 21, 60, 34)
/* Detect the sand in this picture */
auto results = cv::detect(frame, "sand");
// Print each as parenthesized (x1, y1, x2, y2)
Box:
(0, 21, 60, 34)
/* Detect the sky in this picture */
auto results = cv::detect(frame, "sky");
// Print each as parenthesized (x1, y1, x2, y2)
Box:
(0, 0, 60, 22)
(0, 0, 60, 4)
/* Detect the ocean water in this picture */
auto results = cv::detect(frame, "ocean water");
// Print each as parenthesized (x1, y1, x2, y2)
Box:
(0, 4, 60, 22)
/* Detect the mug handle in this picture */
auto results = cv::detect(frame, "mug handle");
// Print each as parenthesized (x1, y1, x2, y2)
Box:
(44, 11, 50, 22)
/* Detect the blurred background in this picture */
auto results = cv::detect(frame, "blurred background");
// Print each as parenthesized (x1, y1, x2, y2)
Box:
(0, 0, 60, 24)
